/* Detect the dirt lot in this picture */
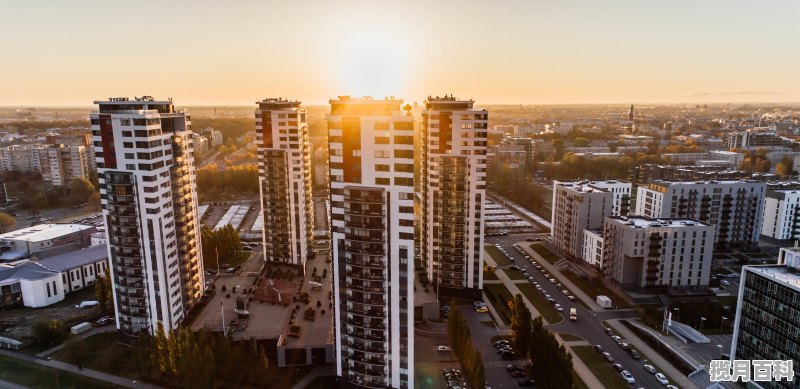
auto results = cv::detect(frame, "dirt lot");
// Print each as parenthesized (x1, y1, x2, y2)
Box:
(0, 288, 103, 346)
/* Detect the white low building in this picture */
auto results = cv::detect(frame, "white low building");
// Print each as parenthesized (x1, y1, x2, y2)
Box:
(0, 224, 96, 261)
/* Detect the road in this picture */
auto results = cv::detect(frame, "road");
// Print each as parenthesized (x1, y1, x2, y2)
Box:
(486, 233, 678, 389)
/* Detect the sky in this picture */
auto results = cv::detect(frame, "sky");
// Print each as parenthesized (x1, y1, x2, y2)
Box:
(1, 0, 798, 106)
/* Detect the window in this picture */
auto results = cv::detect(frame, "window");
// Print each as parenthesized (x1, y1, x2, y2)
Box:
(375, 137, 390, 144)
(395, 122, 413, 131)
(376, 164, 390, 172)
(395, 150, 413, 158)
(394, 163, 413, 173)
(375, 150, 390, 158)
(395, 136, 413, 145)
(376, 178, 390, 185)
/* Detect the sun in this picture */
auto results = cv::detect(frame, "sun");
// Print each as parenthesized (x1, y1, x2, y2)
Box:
(335, 30, 410, 98)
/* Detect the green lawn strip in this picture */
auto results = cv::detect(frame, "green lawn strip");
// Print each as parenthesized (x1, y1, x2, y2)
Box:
(0, 354, 123, 389)
(483, 270, 499, 280)
(51, 333, 140, 380)
(558, 333, 584, 342)
(483, 283, 514, 325)
(572, 370, 589, 389)
(529, 244, 559, 265)
(570, 346, 631, 389)
(485, 245, 512, 266)
(561, 271, 630, 309)
(516, 283, 563, 324)
(500, 268, 527, 280)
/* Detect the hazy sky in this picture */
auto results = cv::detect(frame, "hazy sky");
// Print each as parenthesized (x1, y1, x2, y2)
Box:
(1, 0, 798, 106)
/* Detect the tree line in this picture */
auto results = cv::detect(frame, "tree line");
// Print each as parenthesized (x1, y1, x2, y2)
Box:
(128, 323, 270, 388)
(510, 294, 575, 389)
(195, 164, 259, 199)
(200, 225, 244, 269)
(12, 176, 100, 214)
(447, 304, 486, 389)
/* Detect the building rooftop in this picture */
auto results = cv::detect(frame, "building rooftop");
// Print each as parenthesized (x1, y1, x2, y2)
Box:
(0, 224, 94, 243)
(95, 96, 172, 104)
(0, 261, 56, 283)
(37, 244, 107, 272)
(649, 179, 761, 186)
(746, 265, 800, 289)
(609, 216, 710, 228)
(555, 181, 613, 194)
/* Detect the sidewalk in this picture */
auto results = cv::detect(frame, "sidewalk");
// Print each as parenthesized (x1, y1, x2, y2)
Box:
(519, 242, 604, 311)
(36, 326, 117, 358)
(607, 319, 696, 389)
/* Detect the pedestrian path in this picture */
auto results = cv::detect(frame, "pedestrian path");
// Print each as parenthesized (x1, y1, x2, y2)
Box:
(36, 326, 116, 358)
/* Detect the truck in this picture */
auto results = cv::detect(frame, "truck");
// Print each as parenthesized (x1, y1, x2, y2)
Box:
(569, 308, 577, 321)
(596, 295, 613, 309)
(70, 322, 91, 335)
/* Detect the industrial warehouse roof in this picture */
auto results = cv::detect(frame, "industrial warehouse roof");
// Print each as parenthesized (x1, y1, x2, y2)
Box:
(37, 244, 108, 272)
(0, 224, 94, 243)
(0, 261, 56, 283)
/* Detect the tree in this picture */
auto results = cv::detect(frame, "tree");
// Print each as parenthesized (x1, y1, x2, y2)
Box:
(0, 212, 16, 233)
(776, 155, 794, 178)
(200, 225, 242, 269)
(31, 319, 67, 347)
(69, 178, 96, 204)
(95, 273, 113, 314)
(527, 317, 573, 389)
(510, 294, 532, 356)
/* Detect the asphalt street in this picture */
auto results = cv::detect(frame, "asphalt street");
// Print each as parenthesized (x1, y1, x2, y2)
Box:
(486, 233, 679, 389)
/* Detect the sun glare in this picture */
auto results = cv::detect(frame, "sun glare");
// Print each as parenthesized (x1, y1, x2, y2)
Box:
(335, 31, 410, 98)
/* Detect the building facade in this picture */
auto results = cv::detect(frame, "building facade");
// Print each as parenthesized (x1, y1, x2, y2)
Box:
(0, 144, 92, 186)
(602, 216, 715, 290)
(635, 180, 766, 248)
(255, 98, 314, 270)
(328, 96, 414, 388)
(551, 180, 631, 260)
(761, 189, 800, 242)
(730, 247, 800, 388)
(92, 96, 204, 335)
(420, 96, 487, 299)
(581, 229, 604, 269)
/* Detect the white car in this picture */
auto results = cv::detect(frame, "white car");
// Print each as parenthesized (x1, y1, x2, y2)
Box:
(643, 364, 656, 374)
(620, 370, 635, 384)
(654, 373, 669, 385)
(554, 304, 564, 312)
(720, 280, 730, 286)
(436, 345, 451, 352)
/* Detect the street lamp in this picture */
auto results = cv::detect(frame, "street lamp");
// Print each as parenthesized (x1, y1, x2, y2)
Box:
(699, 316, 706, 332)
(673, 307, 680, 323)
(215, 246, 220, 275)
(720, 316, 728, 332)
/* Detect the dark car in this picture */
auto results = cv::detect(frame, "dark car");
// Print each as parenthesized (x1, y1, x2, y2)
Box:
(594, 345, 604, 353)
(602, 352, 614, 363)
(516, 378, 535, 387)
(500, 350, 516, 359)
(612, 363, 624, 372)
(509, 265, 520, 271)
(630, 351, 641, 360)
(506, 364, 523, 372)
(605, 328, 613, 336)
(510, 370, 527, 378)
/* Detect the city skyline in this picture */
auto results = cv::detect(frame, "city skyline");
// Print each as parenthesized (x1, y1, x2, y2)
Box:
(1, 0, 799, 106)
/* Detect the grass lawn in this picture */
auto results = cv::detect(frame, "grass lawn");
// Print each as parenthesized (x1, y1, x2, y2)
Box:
(562, 271, 630, 309)
(52, 333, 140, 380)
(529, 244, 560, 265)
(483, 269, 499, 281)
(0, 354, 123, 389)
(484, 283, 515, 325)
(485, 245, 512, 266)
(558, 333, 584, 342)
(572, 370, 589, 389)
(516, 283, 562, 324)
(570, 346, 631, 389)
(501, 268, 527, 280)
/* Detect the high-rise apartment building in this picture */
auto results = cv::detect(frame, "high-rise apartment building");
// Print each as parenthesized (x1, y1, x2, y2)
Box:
(91, 96, 204, 335)
(730, 246, 800, 388)
(602, 216, 715, 289)
(255, 98, 314, 270)
(635, 180, 766, 248)
(420, 96, 488, 299)
(328, 96, 415, 388)
(761, 188, 800, 243)
(551, 180, 632, 260)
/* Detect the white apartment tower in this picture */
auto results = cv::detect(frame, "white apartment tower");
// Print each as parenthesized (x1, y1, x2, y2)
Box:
(635, 180, 766, 248)
(420, 96, 488, 299)
(761, 188, 800, 242)
(91, 96, 204, 335)
(551, 180, 631, 260)
(328, 96, 415, 389)
(602, 216, 715, 289)
(255, 99, 314, 270)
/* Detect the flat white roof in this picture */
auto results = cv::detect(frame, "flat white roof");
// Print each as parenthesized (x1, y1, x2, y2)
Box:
(747, 265, 800, 289)
(0, 224, 94, 243)
(610, 216, 710, 228)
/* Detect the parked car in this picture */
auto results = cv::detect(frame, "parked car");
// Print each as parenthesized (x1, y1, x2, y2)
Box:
(510, 370, 527, 378)
(631, 351, 641, 360)
(436, 345, 451, 352)
(621, 370, 635, 384)
(619, 342, 631, 352)
(506, 364, 523, 372)
(75, 300, 99, 309)
(605, 328, 613, 336)
(612, 363, 624, 372)
(611, 335, 622, 343)
(494, 340, 510, 347)
(225, 267, 236, 273)
(720, 280, 730, 286)
(95, 316, 114, 326)
(516, 378, 534, 387)
(567, 295, 577, 302)
(593, 345, 604, 353)
(554, 304, 564, 312)
(643, 364, 656, 374)
(601, 352, 614, 363)
(654, 373, 670, 385)
(509, 265, 520, 271)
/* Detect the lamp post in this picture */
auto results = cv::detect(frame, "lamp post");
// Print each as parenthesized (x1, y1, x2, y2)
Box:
(720, 316, 728, 332)
(699, 316, 706, 332)
(673, 307, 680, 323)
(215, 246, 220, 275)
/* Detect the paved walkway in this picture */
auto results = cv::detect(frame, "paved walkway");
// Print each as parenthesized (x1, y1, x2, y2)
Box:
(36, 326, 117, 358)
(607, 319, 696, 389)
(0, 347, 162, 389)
(0, 378, 30, 389)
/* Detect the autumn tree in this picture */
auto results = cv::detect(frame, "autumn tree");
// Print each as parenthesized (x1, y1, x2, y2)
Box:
(0, 212, 16, 233)
(94, 273, 113, 314)
(510, 294, 532, 356)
